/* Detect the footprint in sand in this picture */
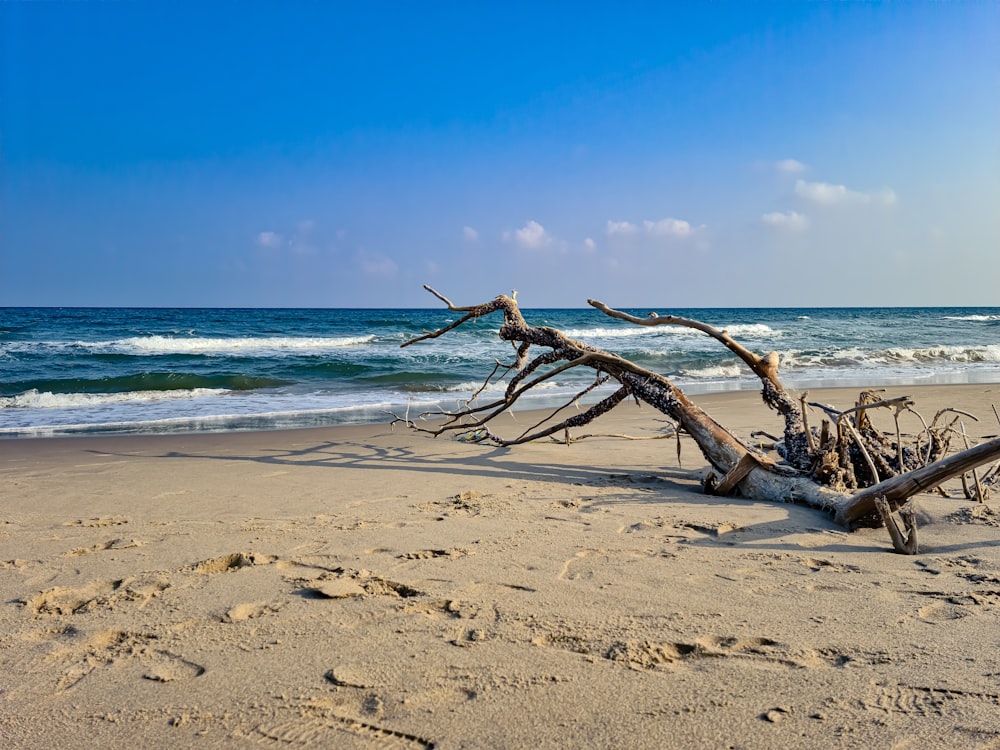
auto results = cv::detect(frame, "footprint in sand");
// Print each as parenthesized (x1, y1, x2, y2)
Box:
(292, 568, 424, 600)
(398, 547, 472, 560)
(917, 600, 964, 622)
(62, 516, 130, 528)
(22, 574, 170, 616)
(557, 548, 673, 582)
(602, 634, 854, 672)
(416, 490, 517, 518)
(141, 650, 207, 682)
(48, 629, 174, 691)
(44, 626, 207, 692)
(255, 715, 434, 749)
(221, 601, 282, 623)
(65, 538, 143, 556)
(915, 589, 1000, 622)
(947, 505, 1000, 527)
(865, 680, 1000, 718)
(185, 551, 277, 574)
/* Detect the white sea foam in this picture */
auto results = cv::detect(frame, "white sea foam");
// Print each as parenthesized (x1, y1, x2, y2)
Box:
(561, 326, 659, 339)
(778, 348, 867, 369)
(3, 335, 377, 357)
(108, 335, 376, 354)
(943, 315, 1000, 322)
(778, 344, 1000, 370)
(444, 380, 508, 393)
(1, 388, 229, 410)
(562, 323, 778, 340)
(679, 364, 746, 379)
(442, 380, 564, 394)
(720, 324, 779, 338)
(883, 345, 1000, 363)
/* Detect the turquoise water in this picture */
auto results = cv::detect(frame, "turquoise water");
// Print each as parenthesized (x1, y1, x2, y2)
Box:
(2, 306, 999, 437)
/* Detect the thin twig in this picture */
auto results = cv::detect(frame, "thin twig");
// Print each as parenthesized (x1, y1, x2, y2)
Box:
(960, 421, 986, 503)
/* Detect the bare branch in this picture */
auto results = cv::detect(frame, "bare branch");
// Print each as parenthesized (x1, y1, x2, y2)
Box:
(587, 299, 780, 386)
(476, 387, 632, 447)
(401, 286, 1000, 548)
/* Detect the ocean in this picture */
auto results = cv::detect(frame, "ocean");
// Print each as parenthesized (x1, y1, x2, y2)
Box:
(2, 306, 1000, 438)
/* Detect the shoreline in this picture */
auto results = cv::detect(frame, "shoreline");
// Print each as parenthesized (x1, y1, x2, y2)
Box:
(3, 382, 1000, 747)
(5, 381, 1000, 449)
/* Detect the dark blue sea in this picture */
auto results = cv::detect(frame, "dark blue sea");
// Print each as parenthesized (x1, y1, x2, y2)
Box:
(2, 306, 1000, 437)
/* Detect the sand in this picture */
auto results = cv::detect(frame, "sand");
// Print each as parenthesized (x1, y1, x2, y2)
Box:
(2, 384, 1000, 748)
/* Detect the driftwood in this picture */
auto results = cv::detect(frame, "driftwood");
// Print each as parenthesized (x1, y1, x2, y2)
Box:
(398, 288, 1000, 552)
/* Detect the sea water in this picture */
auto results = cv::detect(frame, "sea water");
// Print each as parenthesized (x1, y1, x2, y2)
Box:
(2, 306, 999, 437)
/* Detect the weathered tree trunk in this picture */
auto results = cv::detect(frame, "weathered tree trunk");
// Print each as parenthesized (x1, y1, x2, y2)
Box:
(399, 288, 1000, 549)
(838, 437, 1000, 526)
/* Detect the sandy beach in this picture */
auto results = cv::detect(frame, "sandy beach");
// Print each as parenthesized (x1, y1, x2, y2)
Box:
(3, 383, 1000, 749)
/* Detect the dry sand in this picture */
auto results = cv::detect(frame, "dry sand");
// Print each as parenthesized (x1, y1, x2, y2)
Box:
(2, 384, 1000, 748)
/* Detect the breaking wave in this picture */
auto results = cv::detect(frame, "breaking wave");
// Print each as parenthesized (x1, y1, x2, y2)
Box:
(1, 387, 228, 410)
(562, 323, 779, 339)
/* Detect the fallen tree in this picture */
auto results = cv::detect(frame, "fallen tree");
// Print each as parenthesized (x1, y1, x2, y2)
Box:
(398, 287, 1000, 553)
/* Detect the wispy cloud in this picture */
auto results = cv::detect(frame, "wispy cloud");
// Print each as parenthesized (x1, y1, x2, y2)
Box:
(258, 222, 319, 253)
(775, 158, 806, 175)
(795, 179, 897, 206)
(504, 220, 552, 249)
(462, 226, 479, 242)
(583, 237, 597, 253)
(608, 217, 701, 239)
(358, 252, 398, 277)
(761, 210, 809, 231)
(256, 231, 283, 248)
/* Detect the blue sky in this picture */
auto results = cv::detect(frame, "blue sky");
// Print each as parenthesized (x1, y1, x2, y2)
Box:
(2, 2, 998, 308)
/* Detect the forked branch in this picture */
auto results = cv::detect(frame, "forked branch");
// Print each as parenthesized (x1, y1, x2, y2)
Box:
(399, 287, 1000, 551)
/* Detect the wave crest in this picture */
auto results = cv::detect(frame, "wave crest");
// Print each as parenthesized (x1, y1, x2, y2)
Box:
(110, 334, 376, 354)
(1, 388, 228, 410)
(562, 323, 778, 340)
(943, 315, 1000, 322)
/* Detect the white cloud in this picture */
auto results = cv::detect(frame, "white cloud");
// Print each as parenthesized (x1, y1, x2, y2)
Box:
(359, 253, 398, 277)
(504, 220, 552, 249)
(609, 217, 700, 240)
(257, 231, 283, 248)
(606, 220, 638, 237)
(761, 210, 809, 231)
(795, 179, 897, 206)
(583, 237, 597, 253)
(795, 179, 853, 204)
(462, 226, 479, 242)
(259, 223, 320, 255)
(643, 218, 694, 238)
(776, 158, 806, 175)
